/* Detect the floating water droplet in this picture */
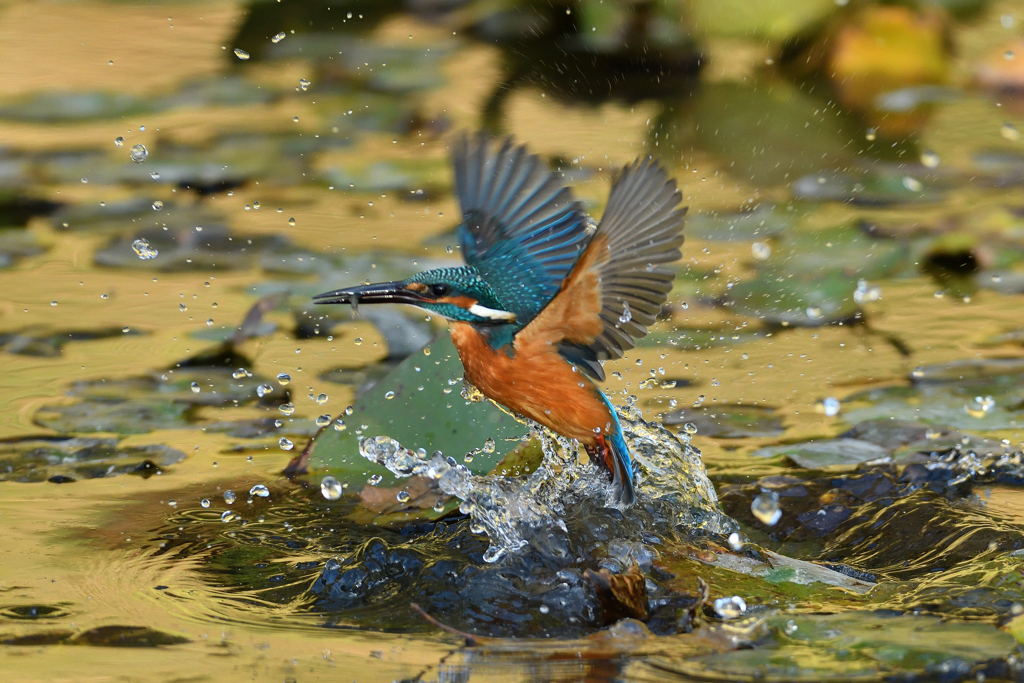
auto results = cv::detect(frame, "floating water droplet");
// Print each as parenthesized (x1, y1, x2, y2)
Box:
(902, 176, 923, 192)
(433, 499, 446, 513)
(805, 306, 823, 320)
(288, 217, 296, 226)
(822, 397, 841, 417)
(1002, 14, 1015, 29)
(785, 620, 799, 635)
(751, 241, 771, 260)
(682, 422, 697, 435)
(853, 279, 882, 304)
(201, 498, 210, 508)
(232, 367, 251, 379)
(539, 604, 550, 614)
(384, 391, 395, 400)
(131, 238, 158, 260)
(727, 532, 743, 550)
(920, 150, 940, 168)
(151, 200, 163, 211)
(276, 373, 290, 385)
(316, 393, 328, 405)
(279, 437, 294, 451)
(1007, 50, 1016, 60)
(368, 473, 383, 486)
(206, 318, 213, 326)
(333, 418, 346, 431)
(865, 127, 877, 141)
(114, 136, 124, 147)
(272, 31, 286, 43)
(713, 596, 747, 619)
(751, 491, 781, 525)
(396, 490, 411, 503)
(482, 438, 496, 454)
(1002, 122, 1021, 141)
(50, 301, 57, 307)
(190, 381, 200, 394)
(912, 366, 925, 379)
(129, 143, 148, 163)
(299, 78, 310, 91)
(256, 383, 273, 398)
(224, 490, 236, 505)
(150, 172, 160, 180)
(320, 476, 342, 500)
(220, 511, 235, 522)
(618, 301, 632, 324)
(353, 337, 362, 346)
(178, 303, 187, 312)
(345, 406, 354, 416)
(249, 484, 270, 498)
(965, 395, 996, 418)
(233, 48, 250, 60)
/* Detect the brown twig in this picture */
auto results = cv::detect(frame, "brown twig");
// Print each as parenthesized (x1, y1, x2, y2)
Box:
(410, 603, 482, 646)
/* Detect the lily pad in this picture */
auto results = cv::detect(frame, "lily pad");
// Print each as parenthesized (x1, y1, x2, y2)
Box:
(0, 327, 143, 357)
(685, 204, 790, 242)
(792, 171, 942, 205)
(769, 221, 910, 280)
(753, 437, 890, 468)
(94, 225, 293, 272)
(842, 360, 1024, 431)
(663, 405, 784, 438)
(721, 270, 862, 326)
(34, 399, 192, 435)
(300, 335, 528, 487)
(0, 437, 184, 482)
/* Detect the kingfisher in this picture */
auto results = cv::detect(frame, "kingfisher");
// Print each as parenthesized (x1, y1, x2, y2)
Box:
(314, 133, 685, 507)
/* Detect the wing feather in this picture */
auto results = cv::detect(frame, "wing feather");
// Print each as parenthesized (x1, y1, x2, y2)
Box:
(453, 132, 591, 325)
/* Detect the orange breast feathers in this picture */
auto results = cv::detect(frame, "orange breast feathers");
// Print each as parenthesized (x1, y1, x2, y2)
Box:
(448, 235, 614, 445)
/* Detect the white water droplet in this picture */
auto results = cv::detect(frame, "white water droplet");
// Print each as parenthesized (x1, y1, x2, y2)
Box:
(396, 490, 411, 503)
(232, 368, 252, 379)
(822, 397, 841, 417)
(618, 301, 632, 324)
(299, 78, 310, 91)
(902, 176, 923, 192)
(320, 476, 343, 500)
(316, 414, 331, 427)
(316, 393, 328, 405)
(865, 127, 877, 141)
(272, 32, 286, 43)
(114, 136, 124, 147)
(201, 498, 210, 508)
(249, 484, 270, 498)
(1002, 122, 1021, 141)
(384, 391, 395, 400)
(727, 532, 743, 550)
(190, 381, 200, 394)
(129, 143, 148, 163)
(751, 491, 781, 525)
(333, 418, 346, 431)
(131, 238, 158, 260)
(276, 373, 290, 385)
(920, 150, 940, 169)
(751, 241, 771, 260)
(279, 402, 295, 415)
(152, 200, 163, 210)
(279, 437, 294, 451)
(224, 490, 237, 505)
(221, 511, 235, 522)
(233, 48, 250, 60)
(256, 383, 273, 398)
(713, 596, 747, 619)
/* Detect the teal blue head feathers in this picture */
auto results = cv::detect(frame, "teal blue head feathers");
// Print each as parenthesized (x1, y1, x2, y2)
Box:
(312, 265, 516, 325)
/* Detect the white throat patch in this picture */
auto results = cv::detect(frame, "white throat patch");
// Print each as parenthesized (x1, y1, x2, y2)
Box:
(468, 304, 517, 322)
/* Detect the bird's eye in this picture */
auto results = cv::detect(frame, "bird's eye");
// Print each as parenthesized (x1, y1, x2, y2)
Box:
(431, 284, 449, 297)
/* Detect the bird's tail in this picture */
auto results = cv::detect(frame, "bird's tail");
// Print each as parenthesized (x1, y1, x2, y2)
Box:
(587, 392, 636, 508)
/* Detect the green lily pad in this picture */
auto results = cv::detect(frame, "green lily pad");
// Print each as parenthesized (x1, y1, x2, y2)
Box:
(662, 405, 784, 438)
(0, 437, 184, 482)
(753, 438, 890, 468)
(302, 335, 528, 487)
(686, 204, 791, 242)
(0, 327, 144, 357)
(842, 360, 1024, 431)
(770, 221, 910, 280)
(669, 613, 1014, 680)
(721, 270, 861, 326)
(34, 399, 192, 435)
(792, 172, 943, 205)
(94, 225, 293, 272)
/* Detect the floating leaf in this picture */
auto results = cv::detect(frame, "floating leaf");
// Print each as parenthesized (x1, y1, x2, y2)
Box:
(753, 437, 889, 468)
(663, 405, 784, 439)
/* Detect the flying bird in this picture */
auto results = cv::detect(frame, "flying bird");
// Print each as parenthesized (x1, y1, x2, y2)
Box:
(314, 133, 686, 507)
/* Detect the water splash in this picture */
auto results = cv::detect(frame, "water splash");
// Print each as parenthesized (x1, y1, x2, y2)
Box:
(358, 398, 733, 563)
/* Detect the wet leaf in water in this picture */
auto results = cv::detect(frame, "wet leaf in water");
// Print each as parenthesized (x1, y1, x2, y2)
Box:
(302, 335, 527, 487)
(753, 437, 889, 468)
(720, 270, 861, 326)
(0, 326, 144, 357)
(670, 204, 790, 243)
(662, 405, 784, 439)
(792, 171, 943, 204)
(0, 437, 185, 482)
(33, 399, 191, 435)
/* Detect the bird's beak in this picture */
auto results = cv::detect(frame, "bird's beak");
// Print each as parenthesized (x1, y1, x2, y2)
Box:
(313, 281, 429, 306)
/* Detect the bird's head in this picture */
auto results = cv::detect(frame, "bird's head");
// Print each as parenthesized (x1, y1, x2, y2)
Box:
(314, 266, 517, 324)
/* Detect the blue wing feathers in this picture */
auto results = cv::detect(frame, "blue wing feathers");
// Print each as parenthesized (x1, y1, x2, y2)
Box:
(452, 132, 591, 325)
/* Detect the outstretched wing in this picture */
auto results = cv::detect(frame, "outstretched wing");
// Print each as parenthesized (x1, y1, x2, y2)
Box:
(452, 132, 592, 326)
(547, 157, 686, 380)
